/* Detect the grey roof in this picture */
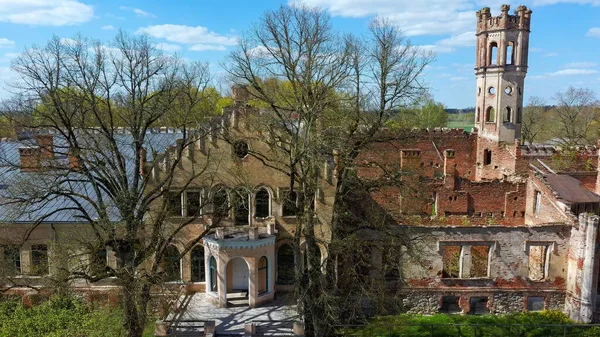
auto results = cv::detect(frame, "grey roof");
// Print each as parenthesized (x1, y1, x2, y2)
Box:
(0, 130, 182, 223)
(545, 174, 600, 204)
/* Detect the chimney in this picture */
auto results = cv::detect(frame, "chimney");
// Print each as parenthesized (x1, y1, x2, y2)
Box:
(35, 134, 54, 159)
(139, 147, 148, 176)
(215, 228, 225, 240)
(267, 223, 276, 235)
(68, 150, 81, 171)
(18, 147, 40, 172)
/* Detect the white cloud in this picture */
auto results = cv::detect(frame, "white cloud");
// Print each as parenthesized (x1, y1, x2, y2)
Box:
(533, 0, 600, 6)
(4, 52, 19, 58)
(0, 38, 15, 48)
(297, 0, 475, 36)
(543, 52, 558, 57)
(587, 27, 600, 38)
(0, 0, 93, 26)
(189, 44, 226, 51)
(450, 76, 467, 81)
(415, 31, 475, 54)
(547, 69, 598, 76)
(563, 62, 597, 68)
(60, 37, 77, 46)
(101, 25, 115, 31)
(137, 24, 237, 49)
(119, 6, 156, 18)
(154, 43, 181, 52)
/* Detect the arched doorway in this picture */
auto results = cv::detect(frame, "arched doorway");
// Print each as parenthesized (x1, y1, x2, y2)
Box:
(209, 256, 218, 292)
(258, 256, 268, 294)
(228, 257, 249, 291)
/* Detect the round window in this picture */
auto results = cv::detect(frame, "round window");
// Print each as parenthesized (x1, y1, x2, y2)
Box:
(233, 141, 249, 159)
(505, 86, 512, 94)
(488, 87, 496, 95)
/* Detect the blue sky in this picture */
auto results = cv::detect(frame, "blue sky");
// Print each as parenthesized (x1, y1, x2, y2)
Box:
(0, 0, 599, 108)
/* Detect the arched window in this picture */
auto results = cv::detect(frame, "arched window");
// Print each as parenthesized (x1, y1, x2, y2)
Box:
(489, 42, 498, 66)
(191, 246, 205, 282)
(282, 191, 297, 217)
(209, 256, 217, 292)
(506, 42, 514, 65)
(485, 107, 495, 122)
(233, 189, 249, 225)
(163, 245, 181, 282)
(258, 256, 268, 294)
(255, 188, 270, 218)
(503, 107, 512, 123)
(277, 244, 295, 285)
(212, 187, 229, 218)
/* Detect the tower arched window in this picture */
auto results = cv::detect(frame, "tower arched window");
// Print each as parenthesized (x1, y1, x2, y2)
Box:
(506, 42, 514, 65)
(485, 107, 495, 122)
(191, 245, 205, 282)
(255, 188, 270, 218)
(489, 42, 498, 66)
(503, 107, 512, 123)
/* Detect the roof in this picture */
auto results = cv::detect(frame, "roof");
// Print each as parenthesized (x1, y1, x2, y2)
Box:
(545, 174, 600, 204)
(0, 130, 182, 223)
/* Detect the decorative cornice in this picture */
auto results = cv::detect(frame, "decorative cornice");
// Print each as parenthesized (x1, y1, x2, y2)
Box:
(204, 235, 276, 250)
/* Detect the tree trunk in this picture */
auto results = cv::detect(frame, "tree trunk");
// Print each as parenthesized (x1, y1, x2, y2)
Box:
(122, 280, 151, 337)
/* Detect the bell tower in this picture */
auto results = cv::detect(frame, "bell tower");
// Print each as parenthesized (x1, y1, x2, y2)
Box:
(474, 4, 531, 143)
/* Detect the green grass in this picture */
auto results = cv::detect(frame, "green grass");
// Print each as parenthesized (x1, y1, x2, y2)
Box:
(0, 295, 157, 337)
(342, 311, 600, 337)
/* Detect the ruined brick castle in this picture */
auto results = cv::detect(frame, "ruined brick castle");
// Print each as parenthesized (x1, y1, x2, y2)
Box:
(1, 4, 600, 324)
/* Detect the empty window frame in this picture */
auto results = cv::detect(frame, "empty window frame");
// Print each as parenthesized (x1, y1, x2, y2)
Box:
(483, 149, 492, 165)
(255, 188, 270, 218)
(503, 107, 512, 123)
(485, 107, 495, 122)
(528, 245, 549, 281)
(1, 245, 21, 275)
(442, 245, 461, 278)
(527, 296, 545, 311)
(489, 42, 498, 66)
(186, 191, 202, 217)
(166, 191, 183, 217)
(470, 246, 490, 278)
(31, 244, 49, 276)
(442, 244, 492, 279)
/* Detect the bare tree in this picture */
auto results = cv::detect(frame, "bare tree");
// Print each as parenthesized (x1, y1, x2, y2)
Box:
(521, 96, 547, 144)
(552, 87, 599, 146)
(0, 32, 221, 337)
(225, 6, 432, 335)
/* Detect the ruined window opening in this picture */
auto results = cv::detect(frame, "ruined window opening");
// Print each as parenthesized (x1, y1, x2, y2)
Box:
(505, 86, 512, 95)
(31, 244, 48, 276)
(166, 191, 183, 217)
(489, 42, 498, 65)
(506, 43, 514, 65)
(255, 188, 270, 218)
(90, 247, 108, 276)
(233, 140, 249, 159)
(383, 247, 401, 280)
(469, 297, 489, 315)
(432, 192, 438, 216)
(470, 246, 490, 278)
(191, 245, 205, 282)
(503, 107, 512, 123)
(476, 107, 480, 122)
(478, 87, 481, 96)
(485, 107, 495, 122)
(513, 211, 518, 217)
(186, 191, 201, 217)
(439, 296, 461, 314)
(483, 149, 492, 165)
(534, 191, 541, 214)
(517, 108, 522, 123)
(527, 296, 545, 311)
(528, 245, 549, 281)
(488, 87, 496, 95)
(1, 245, 21, 275)
(442, 245, 461, 278)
